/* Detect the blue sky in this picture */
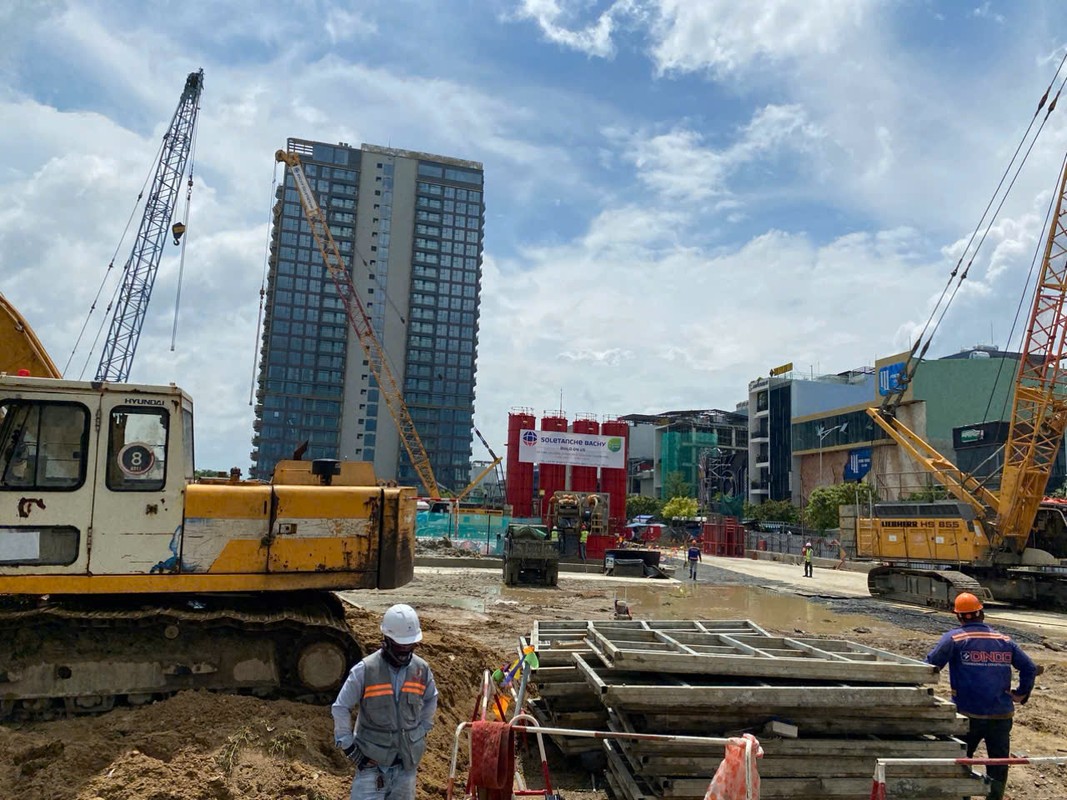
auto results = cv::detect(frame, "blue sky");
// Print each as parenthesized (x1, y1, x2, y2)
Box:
(1, 0, 1066, 471)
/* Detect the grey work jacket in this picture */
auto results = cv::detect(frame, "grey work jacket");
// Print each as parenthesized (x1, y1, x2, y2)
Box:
(354, 651, 432, 770)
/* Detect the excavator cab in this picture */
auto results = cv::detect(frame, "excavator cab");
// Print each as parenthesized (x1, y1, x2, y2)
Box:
(0, 375, 189, 581)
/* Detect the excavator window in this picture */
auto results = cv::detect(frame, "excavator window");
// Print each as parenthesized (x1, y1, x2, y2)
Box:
(0, 400, 90, 490)
(106, 407, 168, 492)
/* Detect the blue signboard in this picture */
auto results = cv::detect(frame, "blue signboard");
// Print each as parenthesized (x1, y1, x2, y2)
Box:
(844, 447, 873, 481)
(878, 362, 906, 396)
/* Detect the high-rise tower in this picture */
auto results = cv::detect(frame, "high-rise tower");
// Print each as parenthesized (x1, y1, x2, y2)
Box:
(252, 139, 484, 490)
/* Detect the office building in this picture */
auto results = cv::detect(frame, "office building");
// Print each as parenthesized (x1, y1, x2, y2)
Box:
(251, 139, 484, 490)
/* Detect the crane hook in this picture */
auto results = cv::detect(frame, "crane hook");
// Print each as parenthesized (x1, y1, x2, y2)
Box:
(171, 222, 186, 245)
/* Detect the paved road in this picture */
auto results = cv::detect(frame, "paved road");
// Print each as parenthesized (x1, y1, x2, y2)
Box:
(692, 553, 1067, 639)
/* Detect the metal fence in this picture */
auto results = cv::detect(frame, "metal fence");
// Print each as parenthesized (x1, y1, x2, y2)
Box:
(745, 527, 856, 560)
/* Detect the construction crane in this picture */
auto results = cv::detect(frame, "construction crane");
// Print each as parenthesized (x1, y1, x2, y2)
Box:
(274, 149, 439, 496)
(861, 150, 1067, 609)
(95, 69, 204, 383)
(452, 426, 505, 504)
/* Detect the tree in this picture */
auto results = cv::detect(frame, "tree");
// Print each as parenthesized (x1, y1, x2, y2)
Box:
(804, 483, 879, 531)
(744, 499, 800, 524)
(662, 471, 692, 499)
(662, 496, 699, 520)
(626, 494, 663, 520)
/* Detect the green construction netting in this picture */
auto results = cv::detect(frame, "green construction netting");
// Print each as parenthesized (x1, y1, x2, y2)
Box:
(660, 429, 718, 495)
(416, 510, 512, 555)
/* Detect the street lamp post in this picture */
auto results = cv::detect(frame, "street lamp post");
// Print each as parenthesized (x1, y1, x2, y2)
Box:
(817, 422, 848, 488)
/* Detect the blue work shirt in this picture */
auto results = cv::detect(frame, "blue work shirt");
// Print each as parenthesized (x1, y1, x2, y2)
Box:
(687, 545, 701, 561)
(925, 621, 1037, 718)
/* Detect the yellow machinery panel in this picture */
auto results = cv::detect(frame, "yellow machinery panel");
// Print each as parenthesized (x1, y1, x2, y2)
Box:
(856, 516, 990, 563)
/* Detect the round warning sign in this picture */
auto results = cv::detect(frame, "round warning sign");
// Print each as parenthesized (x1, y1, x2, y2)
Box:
(117, 442, 155, 477)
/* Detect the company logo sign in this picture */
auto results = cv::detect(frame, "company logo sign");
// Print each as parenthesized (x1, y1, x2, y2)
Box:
(878, 362, 906, 396)
(844, 447, 872, 481)
(959, 428, 984, 444)
(516, 429, 626, 469)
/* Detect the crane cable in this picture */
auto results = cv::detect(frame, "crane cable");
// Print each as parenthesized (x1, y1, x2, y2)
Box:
(64, 135, 168, 377)
(249, 160, 281, 406)
(170, 105, 201, 351)
(896, 53, 1067, 394)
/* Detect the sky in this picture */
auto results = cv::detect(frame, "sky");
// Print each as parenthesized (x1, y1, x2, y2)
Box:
(2, 0, 1067, 473)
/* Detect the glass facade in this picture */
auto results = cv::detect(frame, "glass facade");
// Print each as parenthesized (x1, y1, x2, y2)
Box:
(399, 161, 483, 490)
(252, 140, 483, 490)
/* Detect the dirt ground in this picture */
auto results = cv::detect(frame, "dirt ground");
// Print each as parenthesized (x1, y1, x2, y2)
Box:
(1, 557, 1065, 800)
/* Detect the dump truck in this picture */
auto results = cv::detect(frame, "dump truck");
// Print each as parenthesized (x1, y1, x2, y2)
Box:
(502, 524, 559, 587)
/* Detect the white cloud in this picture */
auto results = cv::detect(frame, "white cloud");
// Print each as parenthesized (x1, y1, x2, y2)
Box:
(515, 0, 635, 58)
(624, 104, 825, 203)
(647, 0, 875, 77)
(972, 3, 1005, 24)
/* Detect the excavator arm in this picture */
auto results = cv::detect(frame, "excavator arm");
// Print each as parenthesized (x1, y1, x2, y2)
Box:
(997, 157, 1067, 552)
(0, 291, 60, 378)
(274, 150, 439, 496)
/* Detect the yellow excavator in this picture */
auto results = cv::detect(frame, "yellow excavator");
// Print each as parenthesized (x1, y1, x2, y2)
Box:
(856, 147, 1067, 610)
(0, 291, 416, 719)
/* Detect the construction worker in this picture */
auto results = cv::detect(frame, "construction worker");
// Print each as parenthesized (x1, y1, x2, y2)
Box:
(687, 538, 702, 580)
(579, 525, 589, 561)
(332, 604, 439, 800)
(925, 593, 1038, 800)
(801, 541, 814, 578)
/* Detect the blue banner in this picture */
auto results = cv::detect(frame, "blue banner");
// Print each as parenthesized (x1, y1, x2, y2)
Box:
(844, 447, 873, 481)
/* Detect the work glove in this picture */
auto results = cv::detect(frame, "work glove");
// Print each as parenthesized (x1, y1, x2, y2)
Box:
(342, 743, 361, 762)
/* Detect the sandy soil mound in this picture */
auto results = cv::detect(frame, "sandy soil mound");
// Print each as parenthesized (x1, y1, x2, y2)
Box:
(0, 607, 505, 800)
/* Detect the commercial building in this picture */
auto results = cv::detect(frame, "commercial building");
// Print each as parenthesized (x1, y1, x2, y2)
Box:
(620, 409, 749, 502)
(748, 367, 874, 505)
(251, 139, 484, 490)
(789, 346, 1064, 503)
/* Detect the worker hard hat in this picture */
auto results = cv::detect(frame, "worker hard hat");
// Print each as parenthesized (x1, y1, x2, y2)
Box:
(953, 592, 984, 614)
(381, 603, 423, 645)
(805, 541, 812, 547)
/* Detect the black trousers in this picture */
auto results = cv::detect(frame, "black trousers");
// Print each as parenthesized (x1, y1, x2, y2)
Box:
(965, 716, 1013, 796)
(803, 560, 813, 577)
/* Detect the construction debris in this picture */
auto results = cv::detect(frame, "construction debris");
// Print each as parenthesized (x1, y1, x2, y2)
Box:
(526, 619, 989, 799)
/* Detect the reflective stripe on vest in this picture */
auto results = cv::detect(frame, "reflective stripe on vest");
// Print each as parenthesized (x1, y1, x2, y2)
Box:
(354, 651, 430, 770)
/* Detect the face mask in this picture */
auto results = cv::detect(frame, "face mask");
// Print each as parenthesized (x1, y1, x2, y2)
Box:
(382, 637, 416, 667)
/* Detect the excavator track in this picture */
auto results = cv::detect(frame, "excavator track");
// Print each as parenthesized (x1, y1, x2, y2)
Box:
(867, 565, 993, 610)
(0, 591, 361, 721)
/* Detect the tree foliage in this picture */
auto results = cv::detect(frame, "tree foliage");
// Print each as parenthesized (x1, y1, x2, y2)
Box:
(662, 471, 692, 499)
(626, 494, 663, 520)
(662, 496, 699, 520)
(804, 483, 879, 531)
(743, 499, 800, 524)
(904, 485, 950, 502)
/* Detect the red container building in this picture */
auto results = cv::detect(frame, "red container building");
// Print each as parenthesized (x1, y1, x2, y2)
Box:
(539, 412, 569, 524)
(505, 409, 535, 517)
(599, 418, 629, 534)
(570, 415, 600, 493)
(701, 517, 745, 558)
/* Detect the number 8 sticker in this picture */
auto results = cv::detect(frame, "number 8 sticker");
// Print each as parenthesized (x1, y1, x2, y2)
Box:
(118, 442, 155, 477)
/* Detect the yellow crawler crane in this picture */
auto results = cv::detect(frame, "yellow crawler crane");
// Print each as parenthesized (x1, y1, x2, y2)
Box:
(859, 153, 1067, 609)
(0, 301, 416, 719)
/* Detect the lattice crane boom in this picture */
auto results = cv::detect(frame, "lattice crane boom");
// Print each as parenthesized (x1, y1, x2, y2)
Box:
(997, 158, 1067, 551)
(95, 69, 204, 383)
(275, 149, 439, 496)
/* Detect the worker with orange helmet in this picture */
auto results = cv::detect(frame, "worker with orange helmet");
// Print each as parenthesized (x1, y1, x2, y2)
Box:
(925, 592, 1038, 800)
(332, 604, 439, 800)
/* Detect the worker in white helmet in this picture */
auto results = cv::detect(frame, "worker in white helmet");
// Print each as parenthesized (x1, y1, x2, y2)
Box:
(332, 604, 439, 800)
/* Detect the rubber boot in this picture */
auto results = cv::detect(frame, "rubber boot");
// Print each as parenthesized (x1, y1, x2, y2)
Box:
(988, 779, 1006, 800)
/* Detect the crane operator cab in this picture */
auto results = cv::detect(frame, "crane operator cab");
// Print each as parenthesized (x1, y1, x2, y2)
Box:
(0, 373, 191, 582)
